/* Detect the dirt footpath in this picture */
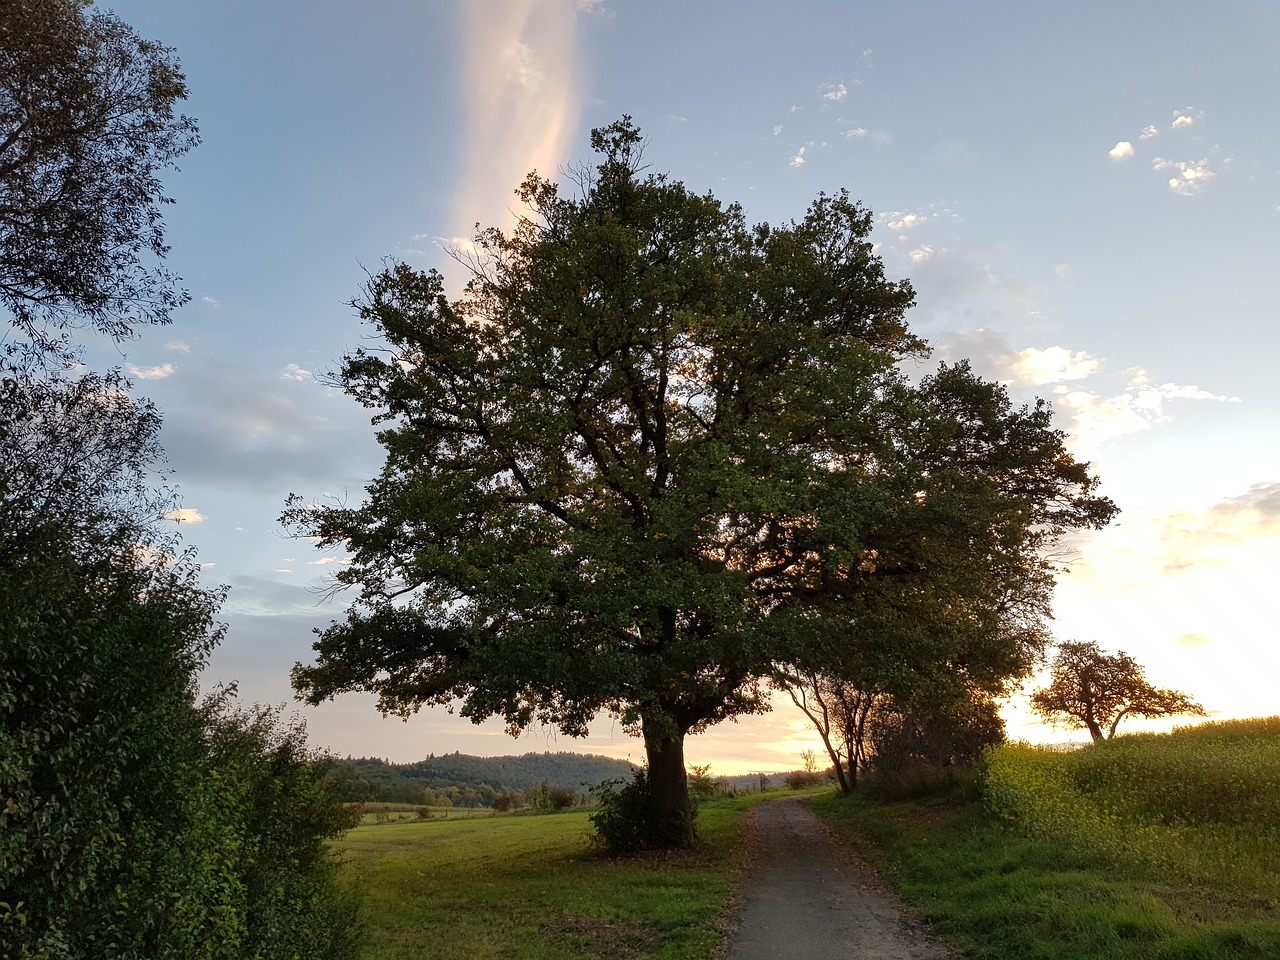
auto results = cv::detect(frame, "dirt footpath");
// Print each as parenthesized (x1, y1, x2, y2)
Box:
(725, 797, 957, 960)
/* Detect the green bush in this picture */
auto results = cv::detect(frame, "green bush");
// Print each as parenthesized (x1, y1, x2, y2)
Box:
(589, 771, 662, 853)
(0, 523, 360, 959)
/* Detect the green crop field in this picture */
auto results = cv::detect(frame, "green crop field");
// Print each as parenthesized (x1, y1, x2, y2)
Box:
(983, 716, 1280, 896)
(332, 793, 782, 960)
(813, 717, 1280, 960)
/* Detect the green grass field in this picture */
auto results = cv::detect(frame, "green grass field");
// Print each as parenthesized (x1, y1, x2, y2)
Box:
(333, 794, 783, 960)
(335, 720, 1280, 959)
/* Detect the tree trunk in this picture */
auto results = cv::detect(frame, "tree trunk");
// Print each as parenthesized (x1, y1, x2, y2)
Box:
(642, 718, 696, 848)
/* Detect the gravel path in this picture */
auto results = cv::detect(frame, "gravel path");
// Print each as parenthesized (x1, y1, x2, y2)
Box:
(725, 797, 957, 960)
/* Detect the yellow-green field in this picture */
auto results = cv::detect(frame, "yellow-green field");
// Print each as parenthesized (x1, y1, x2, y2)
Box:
(983, 717, 1280, 895)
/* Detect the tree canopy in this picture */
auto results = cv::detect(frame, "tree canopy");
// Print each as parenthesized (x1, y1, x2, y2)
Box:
(1030, 640, 1206, 742)
(288, 118, 1116, 845)
(1, 0, 198, 359)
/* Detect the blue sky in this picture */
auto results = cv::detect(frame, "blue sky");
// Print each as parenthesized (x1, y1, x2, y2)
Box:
(97, 1, 1279, 772)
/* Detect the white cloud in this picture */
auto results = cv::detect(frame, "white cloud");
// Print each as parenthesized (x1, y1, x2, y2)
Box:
(281, 363, 313, 381)
(772, 124, 782, 136)
(1140, 125, 1159, 140)
(165, 508, 207, 525)
(886, 212, 926, 231)
(200, 295, 220, 307)
(127, 363, 175, 380)
(1108, 140, 1135, 161)
(1152, 157, 1215, 195)
(165, 341, 191, 353)
(789, 145, 807, 168)
(1055, 379, 1240, 454)
(575, 0, 605, 11)
(842, 127, 867, 139)
(908, 245, 933, 263)
(1010, 346, 1100, 385)
(818, 82, 848, 102)
(1171, 107, 1203, 129)
(309, 556, 350, 566)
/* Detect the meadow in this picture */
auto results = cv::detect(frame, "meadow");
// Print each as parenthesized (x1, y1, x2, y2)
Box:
(334, 720, 1280, 959)
(331, 792, 790, 960)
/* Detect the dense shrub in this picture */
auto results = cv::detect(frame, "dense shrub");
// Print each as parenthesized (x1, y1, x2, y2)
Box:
(0, 524, 359, 959)
(590, 771, 667, 853)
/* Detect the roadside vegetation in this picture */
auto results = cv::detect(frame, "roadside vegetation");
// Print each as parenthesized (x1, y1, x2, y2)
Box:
(813, 717, 1280, 960)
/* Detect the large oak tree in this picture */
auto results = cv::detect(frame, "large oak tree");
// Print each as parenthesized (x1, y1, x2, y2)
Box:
(288, 119, 1115, 845)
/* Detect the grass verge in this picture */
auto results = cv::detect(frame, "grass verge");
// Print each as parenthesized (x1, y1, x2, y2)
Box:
(334, 793, 777, 960)
(810, 787, 1280, 960)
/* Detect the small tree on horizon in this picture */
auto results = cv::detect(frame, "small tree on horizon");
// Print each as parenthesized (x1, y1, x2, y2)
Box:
(1030, 640, 1206, 742)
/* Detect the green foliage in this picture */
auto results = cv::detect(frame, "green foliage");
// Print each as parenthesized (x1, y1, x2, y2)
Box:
(861, 763, 980, 803)
(1, 0, 198, 358)
(589, 770, 677, 853)
(982, 720, 1280, 893)
(687, 764, 724, 801)
(289, 117, 1114, 848)
(868, 689, 1005, 773)
(329, 751, 636, 808)
(0, 523, 360, 958)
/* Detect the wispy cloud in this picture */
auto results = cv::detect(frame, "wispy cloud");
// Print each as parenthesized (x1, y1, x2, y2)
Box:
(165, 341, 191, 353)
(1177, 632, 1212, 646)
(1140, 125, 1159, 140)
(1054, 376, 1240, 454)
(1171, 106, 1204, 129)
(1152, 157, 1215, 195)
(453, 0, 589, 242)
(818, 81, 848, 102)
(282, 363, 313, 382)
(789, 144, 809, 168)
(885, 211, 926, 231)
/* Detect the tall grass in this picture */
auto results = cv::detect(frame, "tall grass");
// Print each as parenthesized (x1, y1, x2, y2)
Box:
(983, 717, 1280, 894)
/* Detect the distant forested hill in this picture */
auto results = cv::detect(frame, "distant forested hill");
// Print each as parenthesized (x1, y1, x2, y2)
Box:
(332, 751, 638, 807)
